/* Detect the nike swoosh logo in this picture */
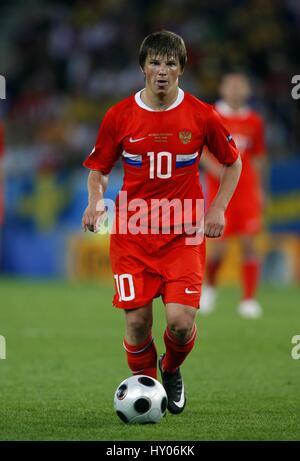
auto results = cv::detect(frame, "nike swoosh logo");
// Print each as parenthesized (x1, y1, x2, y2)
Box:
(129, 136, 147, 143)
(173, 383, 185, 408)
(185, 288, 200, 294)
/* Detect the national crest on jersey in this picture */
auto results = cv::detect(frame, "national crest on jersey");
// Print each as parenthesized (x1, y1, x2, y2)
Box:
(179, 130, 192, 144)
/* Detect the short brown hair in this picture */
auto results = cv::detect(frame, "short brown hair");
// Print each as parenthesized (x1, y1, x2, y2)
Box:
(139, 30, 187, 71)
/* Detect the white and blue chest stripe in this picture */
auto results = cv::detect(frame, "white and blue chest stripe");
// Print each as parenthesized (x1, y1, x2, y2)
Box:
(176, 152, 198, 168)
(122, 150, 142, 167)
(122, 151, 198, 168)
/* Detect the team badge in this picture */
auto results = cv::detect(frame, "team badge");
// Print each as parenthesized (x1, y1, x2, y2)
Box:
(179, 130, 192, 144)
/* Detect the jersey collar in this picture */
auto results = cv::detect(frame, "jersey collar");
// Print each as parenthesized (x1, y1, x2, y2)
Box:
(215, 100, 251, 118)
(134, 88, 184, 111)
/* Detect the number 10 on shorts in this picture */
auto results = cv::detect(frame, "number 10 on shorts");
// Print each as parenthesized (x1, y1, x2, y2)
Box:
(114, 274, 135, 301)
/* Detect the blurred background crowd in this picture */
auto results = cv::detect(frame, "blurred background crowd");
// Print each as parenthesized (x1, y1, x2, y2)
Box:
(0, 0, 299, 283)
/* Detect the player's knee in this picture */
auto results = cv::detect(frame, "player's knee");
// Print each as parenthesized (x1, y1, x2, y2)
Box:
(241, 237, 257, 259)
(125, 313, 152, 340)
(244, 247, 257, 260)
(168, 321, 194, 344)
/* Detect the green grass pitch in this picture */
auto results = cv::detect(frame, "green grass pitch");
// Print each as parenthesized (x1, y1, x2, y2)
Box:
(0, 277, 299, 441)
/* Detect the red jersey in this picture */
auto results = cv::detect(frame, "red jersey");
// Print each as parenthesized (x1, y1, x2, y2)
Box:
(205, 100, 265, 210)
(83, 89, 239, 234)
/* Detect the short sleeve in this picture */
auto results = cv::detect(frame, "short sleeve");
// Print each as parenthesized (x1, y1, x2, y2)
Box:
(252, 116, 265, 156)
(205, 108, 239, 165)
(83, 107, 121, 174)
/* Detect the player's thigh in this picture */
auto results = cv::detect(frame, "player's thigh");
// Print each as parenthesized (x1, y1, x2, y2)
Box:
(112, 269, 162, 310)
(110, 234, 162, 309)
(162, 239, 205, 309)
(239, 233, 259, 259)
(207, 236, 229, 260)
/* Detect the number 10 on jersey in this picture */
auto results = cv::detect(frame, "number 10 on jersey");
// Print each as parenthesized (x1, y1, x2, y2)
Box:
(147, 152, 172, 179)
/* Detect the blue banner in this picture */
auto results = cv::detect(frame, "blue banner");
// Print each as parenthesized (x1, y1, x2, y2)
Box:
(266, 157, 300, 233)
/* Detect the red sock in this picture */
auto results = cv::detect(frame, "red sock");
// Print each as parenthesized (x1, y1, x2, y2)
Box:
(162, 325, 197, 373)
(242, 259, 260, 300)
(206, 259, 222, 286)
(123, 334, 157, 379)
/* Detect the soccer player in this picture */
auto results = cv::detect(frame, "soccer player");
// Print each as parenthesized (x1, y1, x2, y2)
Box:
(82, 31, 241, 414)
(201, 72, 266, 318)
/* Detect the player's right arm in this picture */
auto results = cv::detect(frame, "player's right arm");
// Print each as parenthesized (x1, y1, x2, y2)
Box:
(82, 106, 121, 232)
(82, 171, 109, 233)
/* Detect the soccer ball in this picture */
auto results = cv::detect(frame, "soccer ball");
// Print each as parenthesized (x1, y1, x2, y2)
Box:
(114, 375, 168, 424)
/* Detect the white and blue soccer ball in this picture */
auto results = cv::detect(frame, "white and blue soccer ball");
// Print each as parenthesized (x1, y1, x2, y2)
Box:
(114, 375, 168, 424)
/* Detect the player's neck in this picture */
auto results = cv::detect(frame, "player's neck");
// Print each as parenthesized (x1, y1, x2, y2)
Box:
(141, 87, 179, 111)
(223, 100, 245, 112)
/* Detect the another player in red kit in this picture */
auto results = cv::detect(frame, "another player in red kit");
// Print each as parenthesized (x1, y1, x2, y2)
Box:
(82, 31, 241, 414)
(201, 72, 266, 318)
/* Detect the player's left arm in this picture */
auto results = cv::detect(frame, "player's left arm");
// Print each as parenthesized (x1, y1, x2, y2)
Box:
(205, 156, 242, 237)
(204, 108, 242, 238)
(200, 149, 224, 179)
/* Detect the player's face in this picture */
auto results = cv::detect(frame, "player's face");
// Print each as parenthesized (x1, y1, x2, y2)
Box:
(142, 54, 183, 97)
(220, 74, 251, 108)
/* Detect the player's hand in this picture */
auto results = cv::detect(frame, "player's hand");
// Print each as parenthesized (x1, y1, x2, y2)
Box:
(204, 205, 225, 238)
(82, 200, 106, 233)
